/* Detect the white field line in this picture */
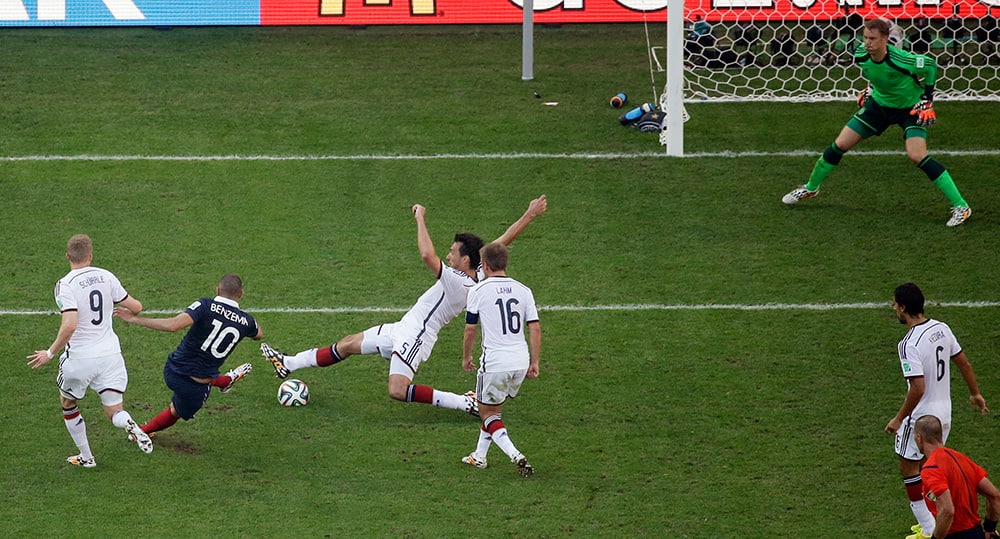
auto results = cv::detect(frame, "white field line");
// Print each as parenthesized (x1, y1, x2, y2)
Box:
(1, 149, 999, 162)
(3, 301, 999, 316)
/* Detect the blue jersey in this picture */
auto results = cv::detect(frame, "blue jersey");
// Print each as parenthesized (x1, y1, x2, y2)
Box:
(165, 296, 258, 379)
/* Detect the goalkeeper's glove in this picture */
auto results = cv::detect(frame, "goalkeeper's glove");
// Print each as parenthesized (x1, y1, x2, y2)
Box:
(857, 86, 871, 108)
(910, 99, 936, 126)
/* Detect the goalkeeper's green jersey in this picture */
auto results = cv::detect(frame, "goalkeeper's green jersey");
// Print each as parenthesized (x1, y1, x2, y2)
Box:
(854, 43, 936, 109)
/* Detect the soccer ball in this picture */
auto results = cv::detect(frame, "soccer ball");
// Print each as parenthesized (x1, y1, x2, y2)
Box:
(277, 379, 310, 407)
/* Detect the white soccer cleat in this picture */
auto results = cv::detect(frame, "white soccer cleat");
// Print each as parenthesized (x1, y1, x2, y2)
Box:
(220, 362, 253, 394)
(782, 186, 819, 205)
(67, 454, 97, 468)
(461, 453, 488, 469)
(946, 206, 971, 227)
(463, 391, 479, 417)
(125, 419, 153, 454)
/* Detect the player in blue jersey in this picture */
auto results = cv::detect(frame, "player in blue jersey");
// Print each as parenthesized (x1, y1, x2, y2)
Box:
(782, 17, 972, 227)
(114, 273, 262, 435)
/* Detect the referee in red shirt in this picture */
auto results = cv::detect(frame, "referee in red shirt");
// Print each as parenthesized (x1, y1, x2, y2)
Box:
(915, 415, 1000, 539)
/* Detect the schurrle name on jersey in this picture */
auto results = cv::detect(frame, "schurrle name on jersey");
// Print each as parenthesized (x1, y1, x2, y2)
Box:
(77, 275, 106, 288)
(211, 302, 249, 325)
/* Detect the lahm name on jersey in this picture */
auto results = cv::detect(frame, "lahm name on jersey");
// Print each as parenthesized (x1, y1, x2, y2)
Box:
(77, 275, 106, 288)
(496, 286, 512, 294)
(211, 302, 248, 325)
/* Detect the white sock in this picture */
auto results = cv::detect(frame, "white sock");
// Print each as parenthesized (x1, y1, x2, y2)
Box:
(474, 428, 492, 460)
(910, 499, 935, 536)
(63, 408, 93, 460)
(490, 427, 521, 461)
(111, 409, 133, 429)
(431, 390, 465, 410)
(284, 349, 318, 372)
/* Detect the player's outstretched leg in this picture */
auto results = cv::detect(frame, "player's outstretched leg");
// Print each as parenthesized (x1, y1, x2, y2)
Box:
(784, 143, 844, 204)
(219, 362, 253, 394)
(260, 343, 290, 379)
(464, 391, 479, 417)
(125, 419, 153, 454)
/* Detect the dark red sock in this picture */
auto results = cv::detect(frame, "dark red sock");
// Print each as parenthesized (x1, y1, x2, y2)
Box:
(484, 416, 506, 435)
(407, 384, 434, 404)
(316, 344, 344, 367)
(142, 407, 180, 434)
(903, 475, 924, 501)
(211, 375, 231, 388)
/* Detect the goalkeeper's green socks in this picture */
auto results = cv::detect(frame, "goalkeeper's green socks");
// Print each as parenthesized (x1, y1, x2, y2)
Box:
(919, 157, 968, 208)
(805, 143, 845, 191)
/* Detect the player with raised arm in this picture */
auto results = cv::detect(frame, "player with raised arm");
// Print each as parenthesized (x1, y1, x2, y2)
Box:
(461, 242, 541, 477)
(260, 195, 547, 416)
(114, 274, 262, 436)
(27, 234, 152, 468)
(782, 17, 972, 227)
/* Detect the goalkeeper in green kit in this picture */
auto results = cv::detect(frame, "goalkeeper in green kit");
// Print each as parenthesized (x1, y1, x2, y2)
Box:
(782, 17, 972, 227)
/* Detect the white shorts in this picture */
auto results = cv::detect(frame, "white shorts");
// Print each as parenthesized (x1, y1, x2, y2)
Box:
(476, 369, 527, 406)
(56, 352, 128, 403)
(895, 414, 951, 461)
(361, 323, 437, 378)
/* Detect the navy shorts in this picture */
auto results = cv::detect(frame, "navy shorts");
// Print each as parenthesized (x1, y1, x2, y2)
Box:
(164, 365, 211, 420)
(847, 98, 927, 141)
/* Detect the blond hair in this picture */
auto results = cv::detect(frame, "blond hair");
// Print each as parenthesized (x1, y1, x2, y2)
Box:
(480, 242, 509, 272)
(66, 234, 93, 264)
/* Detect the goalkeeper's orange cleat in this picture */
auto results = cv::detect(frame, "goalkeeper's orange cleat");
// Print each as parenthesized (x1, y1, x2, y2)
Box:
(910, 100, 936, 126)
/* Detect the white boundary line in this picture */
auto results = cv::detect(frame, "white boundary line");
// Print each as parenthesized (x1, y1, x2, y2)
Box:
(1, 149, 999, 162)
(3, 301, 999, 316)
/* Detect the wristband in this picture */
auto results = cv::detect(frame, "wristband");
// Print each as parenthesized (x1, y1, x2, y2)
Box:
(46, 349, 53, 360)
(985, 518, 998, 533)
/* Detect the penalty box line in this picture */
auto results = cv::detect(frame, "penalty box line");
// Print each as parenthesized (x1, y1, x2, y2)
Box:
(1, 149, 999, 162)
(3, 301, 1000, 316)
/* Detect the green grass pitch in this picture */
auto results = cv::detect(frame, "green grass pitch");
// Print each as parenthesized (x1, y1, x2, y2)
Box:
(1, 24, 998, 538)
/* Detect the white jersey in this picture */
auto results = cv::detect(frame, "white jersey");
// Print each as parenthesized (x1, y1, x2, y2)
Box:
(398, 261, 477, 341)
(897, 318, 962, 423)
(466, 275, 538, 372)
(55, 266, 129, 359)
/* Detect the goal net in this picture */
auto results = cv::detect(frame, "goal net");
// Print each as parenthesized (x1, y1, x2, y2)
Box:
(653, 1, 1000, 103)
